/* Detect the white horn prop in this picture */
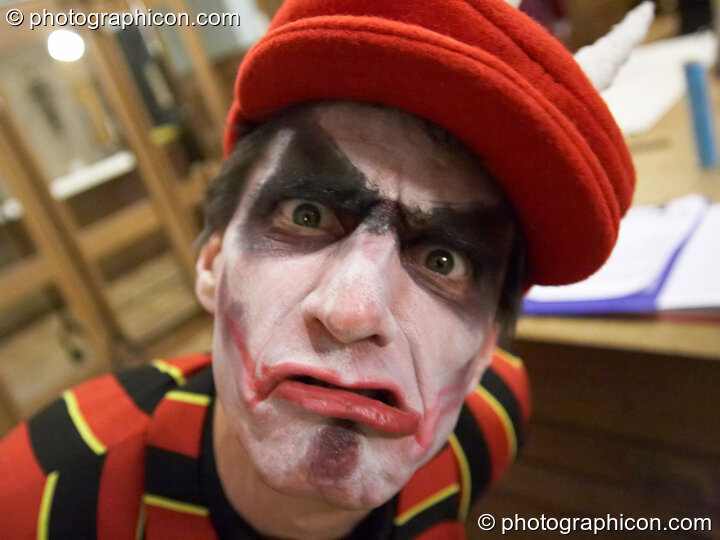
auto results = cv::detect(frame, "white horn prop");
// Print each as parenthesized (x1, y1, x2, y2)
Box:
(503, 0, 522, 8)
(574, 1, 655, 92)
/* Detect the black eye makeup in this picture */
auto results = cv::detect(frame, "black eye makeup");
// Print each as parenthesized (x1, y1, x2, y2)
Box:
(245, 122, 378, 226)
(239, 117, 514, 303)
(401, 205, 514, 284)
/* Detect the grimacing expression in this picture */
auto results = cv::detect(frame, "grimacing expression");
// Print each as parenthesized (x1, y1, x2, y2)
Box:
(198, 103, 515, 510)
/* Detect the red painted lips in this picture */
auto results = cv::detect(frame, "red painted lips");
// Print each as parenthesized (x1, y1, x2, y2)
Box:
(273, 378, 419, 436)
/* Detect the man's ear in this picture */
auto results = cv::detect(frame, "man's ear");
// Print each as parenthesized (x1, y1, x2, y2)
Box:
(466, 323, 501, 395)
(195, 233, 223, 314)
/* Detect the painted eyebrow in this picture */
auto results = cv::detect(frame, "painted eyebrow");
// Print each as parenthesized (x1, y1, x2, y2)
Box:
(247, 122, 379, 217)
(402, 205, 515, 267)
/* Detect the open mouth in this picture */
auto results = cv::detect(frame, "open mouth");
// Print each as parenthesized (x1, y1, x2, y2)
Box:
(290, 376, 397, 407)
(269, 372, 419, 436)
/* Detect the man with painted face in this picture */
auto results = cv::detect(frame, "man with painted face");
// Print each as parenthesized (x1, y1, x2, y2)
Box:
(193, 101, 529, 539)
(0, 1, 653, 538)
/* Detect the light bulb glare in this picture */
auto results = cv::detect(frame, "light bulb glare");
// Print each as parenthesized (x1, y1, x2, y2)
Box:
(47, 30, 85, 62)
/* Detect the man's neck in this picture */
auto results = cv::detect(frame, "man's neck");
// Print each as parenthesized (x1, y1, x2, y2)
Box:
(212, 404, 370, 540)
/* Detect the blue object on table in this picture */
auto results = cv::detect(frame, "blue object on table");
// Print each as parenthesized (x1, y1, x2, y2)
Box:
(684, 61, 719, 168)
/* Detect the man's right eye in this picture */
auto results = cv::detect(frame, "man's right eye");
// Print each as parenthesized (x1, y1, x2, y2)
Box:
(274, 199, 343, 237)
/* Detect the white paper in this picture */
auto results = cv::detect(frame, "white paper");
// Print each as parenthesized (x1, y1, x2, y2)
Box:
(657, 204, 720, 310)
(527, 194, 709, 302)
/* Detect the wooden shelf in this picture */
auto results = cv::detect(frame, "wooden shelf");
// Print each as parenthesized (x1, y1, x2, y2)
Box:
(0, 252, 207, 423)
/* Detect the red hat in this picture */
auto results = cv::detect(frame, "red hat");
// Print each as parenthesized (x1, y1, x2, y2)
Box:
(223, 0, 635, 286)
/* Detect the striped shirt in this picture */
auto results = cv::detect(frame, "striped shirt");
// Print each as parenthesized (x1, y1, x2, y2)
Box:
(0, 350, 529, 539)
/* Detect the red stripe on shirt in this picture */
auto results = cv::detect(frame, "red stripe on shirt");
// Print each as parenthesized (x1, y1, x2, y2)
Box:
(72, 374, 149, 448)
(162, 353, 212, 377)
(0, 422, 46, 494)
(98, 436, 146, 540)
(0, 424, 47, 538)
(396, 445, 459, 516)
(145, 505, 218, 540)
(147, 398, 207, 458)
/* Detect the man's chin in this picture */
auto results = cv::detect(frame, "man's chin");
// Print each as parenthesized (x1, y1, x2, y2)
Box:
(310, 479, 396, 511)
(244, 425, 406, 512)
(260, 465, 398, 512)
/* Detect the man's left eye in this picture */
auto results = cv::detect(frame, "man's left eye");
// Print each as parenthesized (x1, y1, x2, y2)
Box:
(292, 201, 322, 228)
(275, 199, 343, 236)
(410, 244, 472, 280)
(424, 248, 457, 275)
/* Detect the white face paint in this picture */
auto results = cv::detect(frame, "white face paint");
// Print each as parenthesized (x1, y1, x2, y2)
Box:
(204, 103, 515, 510)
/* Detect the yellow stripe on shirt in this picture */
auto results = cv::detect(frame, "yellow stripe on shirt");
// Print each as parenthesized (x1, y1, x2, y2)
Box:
(37, 471, 59, 540)
(134, 501, 147, 540)
(393, 483, 460, 527)
(495, 348, 524, 370)
(63, 391, 107, 455)
(143, 494, 209, 516)
(476, 386, 517, 460)
(165, 390, 211, 407)
(151, 359, 187, 386)
(448, 433, 472, 521)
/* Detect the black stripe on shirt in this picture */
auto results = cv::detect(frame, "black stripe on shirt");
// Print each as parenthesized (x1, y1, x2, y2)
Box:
(454, 405, 492, 503)
(115, 365, 179, 415)
(145, 445, 205, 506)
(480, 368, 525, 449)
(183, 366, 214, 395)
(28, 398, 96, 473)
(47, 453, 104, 539)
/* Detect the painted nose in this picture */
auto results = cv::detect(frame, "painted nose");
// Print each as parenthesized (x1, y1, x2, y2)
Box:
(302, 232, 399, 347)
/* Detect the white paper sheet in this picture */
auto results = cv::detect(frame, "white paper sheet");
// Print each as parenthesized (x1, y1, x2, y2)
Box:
(657, 203, 720, 310)
(527, 194, 709, 302)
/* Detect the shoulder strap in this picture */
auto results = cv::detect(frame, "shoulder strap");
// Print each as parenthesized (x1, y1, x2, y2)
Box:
(393, 349, 530, 539)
